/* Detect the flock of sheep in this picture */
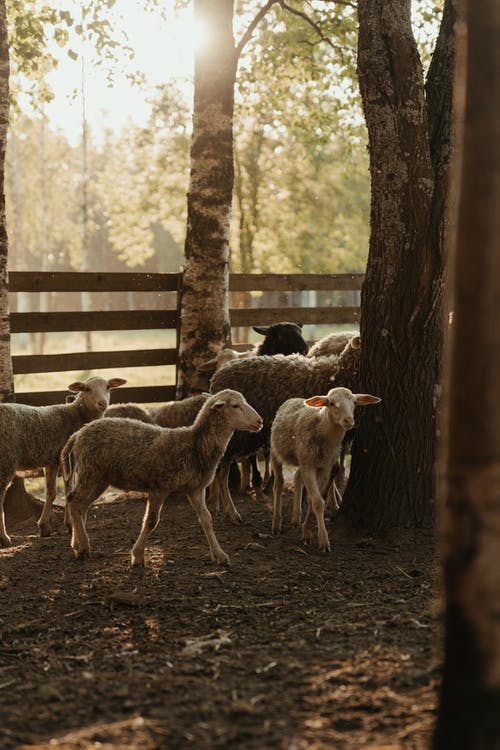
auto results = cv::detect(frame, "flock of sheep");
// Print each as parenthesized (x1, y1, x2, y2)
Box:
(0, 323, 381, 566)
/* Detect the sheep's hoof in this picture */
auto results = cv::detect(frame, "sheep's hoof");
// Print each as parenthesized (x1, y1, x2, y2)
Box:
(272, 524, 282, 535)
(38, 522, 52, 538)
(73, 546, 90, 560)
(229, 512, 243, 524)
(214, 551, 230, 566)
(131, 556, 145, 568)
(318, 537, 331, 553)
(0, 535, 12, 548)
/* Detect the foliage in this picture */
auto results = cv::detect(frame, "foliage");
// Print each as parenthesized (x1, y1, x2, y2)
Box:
(232, 0, 369, 273)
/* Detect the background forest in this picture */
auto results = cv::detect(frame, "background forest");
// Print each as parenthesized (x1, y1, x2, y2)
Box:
(6, 0, 440, 282)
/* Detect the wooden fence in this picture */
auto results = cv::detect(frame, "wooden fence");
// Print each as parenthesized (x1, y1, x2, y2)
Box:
(9, 271, 364, 406)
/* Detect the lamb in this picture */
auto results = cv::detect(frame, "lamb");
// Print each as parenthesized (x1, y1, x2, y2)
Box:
(104, 403, 155, 424)
(0, 376, 127, 546)
(271, 387, 381, 551)
(200, 322, 309, 493)
(209, 336, 361, 520)
(61, 389, 263, 567)
(197, 348, 256, 373)
(307, 330, 360, 358)
(152, 393, 210, 428)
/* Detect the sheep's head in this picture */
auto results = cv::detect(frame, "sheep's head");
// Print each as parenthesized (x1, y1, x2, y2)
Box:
(305, 386, 380, 432)
(68, 377, 127, 419)
(253, 322, 308, 356)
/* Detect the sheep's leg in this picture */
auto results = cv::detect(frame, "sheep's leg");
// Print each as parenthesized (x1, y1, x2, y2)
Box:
(271, 455, 284, 534)
(187, 488, 230, 565)
(262, 449, 271, 486)
(0, 484, 13, 548)
(240, 458, 252, 493)
(291, 468, 304, 527)
(38, 463, 59, 537)
(131, 492, 164, 567)
(249, 454, 262, 489)
(217, 461, 243, 524)
(68, 482, 107, 559)
(300, 467, 330, 552)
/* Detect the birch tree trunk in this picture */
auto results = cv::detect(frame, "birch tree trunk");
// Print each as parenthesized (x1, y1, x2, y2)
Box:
(177, 0, 236, 396)
(341, 0, 456, 528)
(0, 0, 13, 403)
(434, 1, 500, 745)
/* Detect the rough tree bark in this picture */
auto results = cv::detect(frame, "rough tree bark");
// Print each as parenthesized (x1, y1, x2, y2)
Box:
(177, 0, 237, 396)
(0, 1, 42, 525)
(0, 0, 13, 403)
(434, 1, 500, 746)
(341, 0, 457, 528)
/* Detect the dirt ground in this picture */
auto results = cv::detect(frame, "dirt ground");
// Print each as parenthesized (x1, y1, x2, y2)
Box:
(0, 481, 441, 750)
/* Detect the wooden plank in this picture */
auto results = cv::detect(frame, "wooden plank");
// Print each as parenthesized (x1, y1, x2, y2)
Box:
(229, 306, 360, 326)
(229, 273, 364, 292)
(12, 348, 177, 375)
(16, 384, 176, 406)
(9, 271, 181, 293)
(10, 309, 178, 333)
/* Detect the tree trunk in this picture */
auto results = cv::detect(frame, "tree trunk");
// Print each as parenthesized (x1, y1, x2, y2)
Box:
(177, 0, 236, 396)
(341, 0, 455, 528)
(434, 2, 500, 746)
(0, 1, 40, 524)
(0, 0, 12, 403)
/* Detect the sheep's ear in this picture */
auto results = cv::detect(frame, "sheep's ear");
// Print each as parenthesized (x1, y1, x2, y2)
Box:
(108, 378, 127, 389)
(211, 399, 227, 412)
(253, 325, 270, 335)
(68, 381, 86, 393)
(304, 395, 328, 408)
(198, 358, 218, 372)
(296, 322, 304, 329)
(351, 336, 361, 350)
(354, 394, 381, 405)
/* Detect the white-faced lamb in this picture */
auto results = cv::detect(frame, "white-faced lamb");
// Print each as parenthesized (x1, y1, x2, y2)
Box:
(270, 386, 380, 552)
(61, 389, 263, 567)
(209, 335, 361, 520)
(0, 376, 126, 547)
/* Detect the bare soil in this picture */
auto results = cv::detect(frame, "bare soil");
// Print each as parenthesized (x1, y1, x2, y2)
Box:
(0, 483, 441, 750)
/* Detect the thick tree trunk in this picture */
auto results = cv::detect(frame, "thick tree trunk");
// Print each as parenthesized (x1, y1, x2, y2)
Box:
(177, 0, 236, 396)
(0, 0, 12, 402)
(434, 2, 500, 746)
(341, 0, 454, 528)
(0, 2, 38, 524)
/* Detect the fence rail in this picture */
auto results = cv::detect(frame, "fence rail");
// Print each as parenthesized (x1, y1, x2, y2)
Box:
(9, 271, 363, 406)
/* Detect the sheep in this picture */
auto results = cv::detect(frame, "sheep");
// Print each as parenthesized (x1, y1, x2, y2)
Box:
(0, 376, 127, 547)
(308, 332, 361, 486)
(197, 348, 256, 373)
(307, 330, 360, 358)
(152, 393, 210, 429)
(104, 403, 155, 424)
(270, 387, 381, 551)
(253, 322, 309, 356)
(199, 322, 309, 494)
(209, 335, 361, 520)
(61, 389, 263, 567)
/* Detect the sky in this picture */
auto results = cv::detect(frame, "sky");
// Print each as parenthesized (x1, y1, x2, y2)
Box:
(42, 2, 197, 145)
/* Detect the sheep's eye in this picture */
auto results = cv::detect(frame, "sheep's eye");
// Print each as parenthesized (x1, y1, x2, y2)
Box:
(232, 403, 240, 409)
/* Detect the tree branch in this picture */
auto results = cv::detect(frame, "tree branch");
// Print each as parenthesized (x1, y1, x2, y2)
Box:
(278, 0, 338, 51)
(235, 0, 281, 59)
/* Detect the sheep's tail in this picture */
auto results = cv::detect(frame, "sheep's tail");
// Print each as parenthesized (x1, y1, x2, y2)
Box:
(61, 434, 77, 484)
